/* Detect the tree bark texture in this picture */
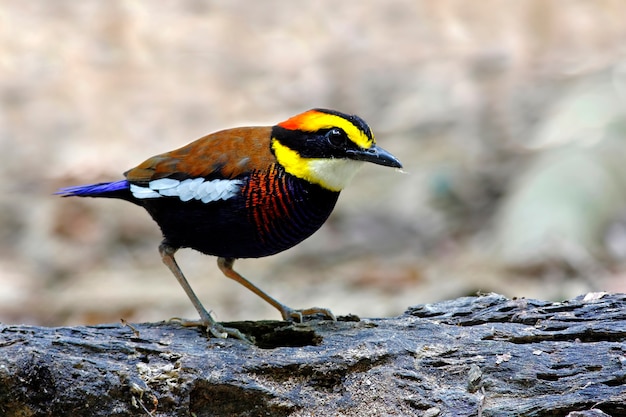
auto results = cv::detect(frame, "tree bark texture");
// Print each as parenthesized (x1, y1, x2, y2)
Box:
(0, 293, 625, 416)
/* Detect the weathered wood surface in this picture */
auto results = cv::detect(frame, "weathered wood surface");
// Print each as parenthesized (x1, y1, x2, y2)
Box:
(0, 293, 625, 416)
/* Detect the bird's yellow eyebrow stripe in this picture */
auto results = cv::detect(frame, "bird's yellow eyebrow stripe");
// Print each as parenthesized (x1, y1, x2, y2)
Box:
(278, 110, 374, 149)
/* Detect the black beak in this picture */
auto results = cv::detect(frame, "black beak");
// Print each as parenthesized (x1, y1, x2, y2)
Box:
(346, 145, 403, 168)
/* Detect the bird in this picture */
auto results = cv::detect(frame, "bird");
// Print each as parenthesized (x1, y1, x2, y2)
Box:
(58, 108, 402, 341)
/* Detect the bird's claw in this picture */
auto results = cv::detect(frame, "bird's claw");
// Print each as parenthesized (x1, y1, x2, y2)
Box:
(208, 323, 253, 344)
(168, 317, 253, 344)
(169, 316, 208, 327)
(281, 306, 336, 322)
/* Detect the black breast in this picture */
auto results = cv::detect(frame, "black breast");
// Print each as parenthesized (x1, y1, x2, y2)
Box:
(139, 165, 340, 259)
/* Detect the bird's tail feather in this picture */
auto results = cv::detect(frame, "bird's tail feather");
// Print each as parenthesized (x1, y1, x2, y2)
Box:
(56, 180, 131, 199)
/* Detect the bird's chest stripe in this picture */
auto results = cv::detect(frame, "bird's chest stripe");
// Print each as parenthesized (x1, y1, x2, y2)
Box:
(130, 178, 243, 203)
(244, 166, 309, 243)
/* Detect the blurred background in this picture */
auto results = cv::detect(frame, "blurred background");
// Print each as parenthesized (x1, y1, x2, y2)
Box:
(2, 1, 626, 326)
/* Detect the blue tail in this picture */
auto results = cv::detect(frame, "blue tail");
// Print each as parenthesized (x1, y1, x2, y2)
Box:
(57, 180, 132, 200)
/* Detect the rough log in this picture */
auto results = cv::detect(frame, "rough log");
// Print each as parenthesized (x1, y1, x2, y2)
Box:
(0, 293, 625, 417)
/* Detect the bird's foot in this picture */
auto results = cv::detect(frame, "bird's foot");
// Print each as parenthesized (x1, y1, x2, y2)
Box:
(279, 306, 337, 323)
(207, 322, 252, 343)
(169, 316, 252, 344)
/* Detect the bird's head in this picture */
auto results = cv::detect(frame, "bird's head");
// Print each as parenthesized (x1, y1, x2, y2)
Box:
(271, 108, 402, 192)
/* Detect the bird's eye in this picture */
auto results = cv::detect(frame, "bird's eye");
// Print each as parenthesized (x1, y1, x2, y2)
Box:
(326, 128, 347, 147)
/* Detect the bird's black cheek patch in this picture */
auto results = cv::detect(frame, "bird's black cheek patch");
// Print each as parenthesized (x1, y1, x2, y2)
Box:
(272, 127, 352, 160)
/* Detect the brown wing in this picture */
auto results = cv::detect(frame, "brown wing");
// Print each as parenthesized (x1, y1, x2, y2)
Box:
(124, 126, 276, 184)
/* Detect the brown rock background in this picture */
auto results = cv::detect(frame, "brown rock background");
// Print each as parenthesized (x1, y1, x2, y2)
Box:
(2, 1, 626, 326)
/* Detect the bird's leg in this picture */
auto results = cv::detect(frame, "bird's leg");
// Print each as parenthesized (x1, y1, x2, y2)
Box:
(158, 242, 251, 342)
(217, 257, 336, 322)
